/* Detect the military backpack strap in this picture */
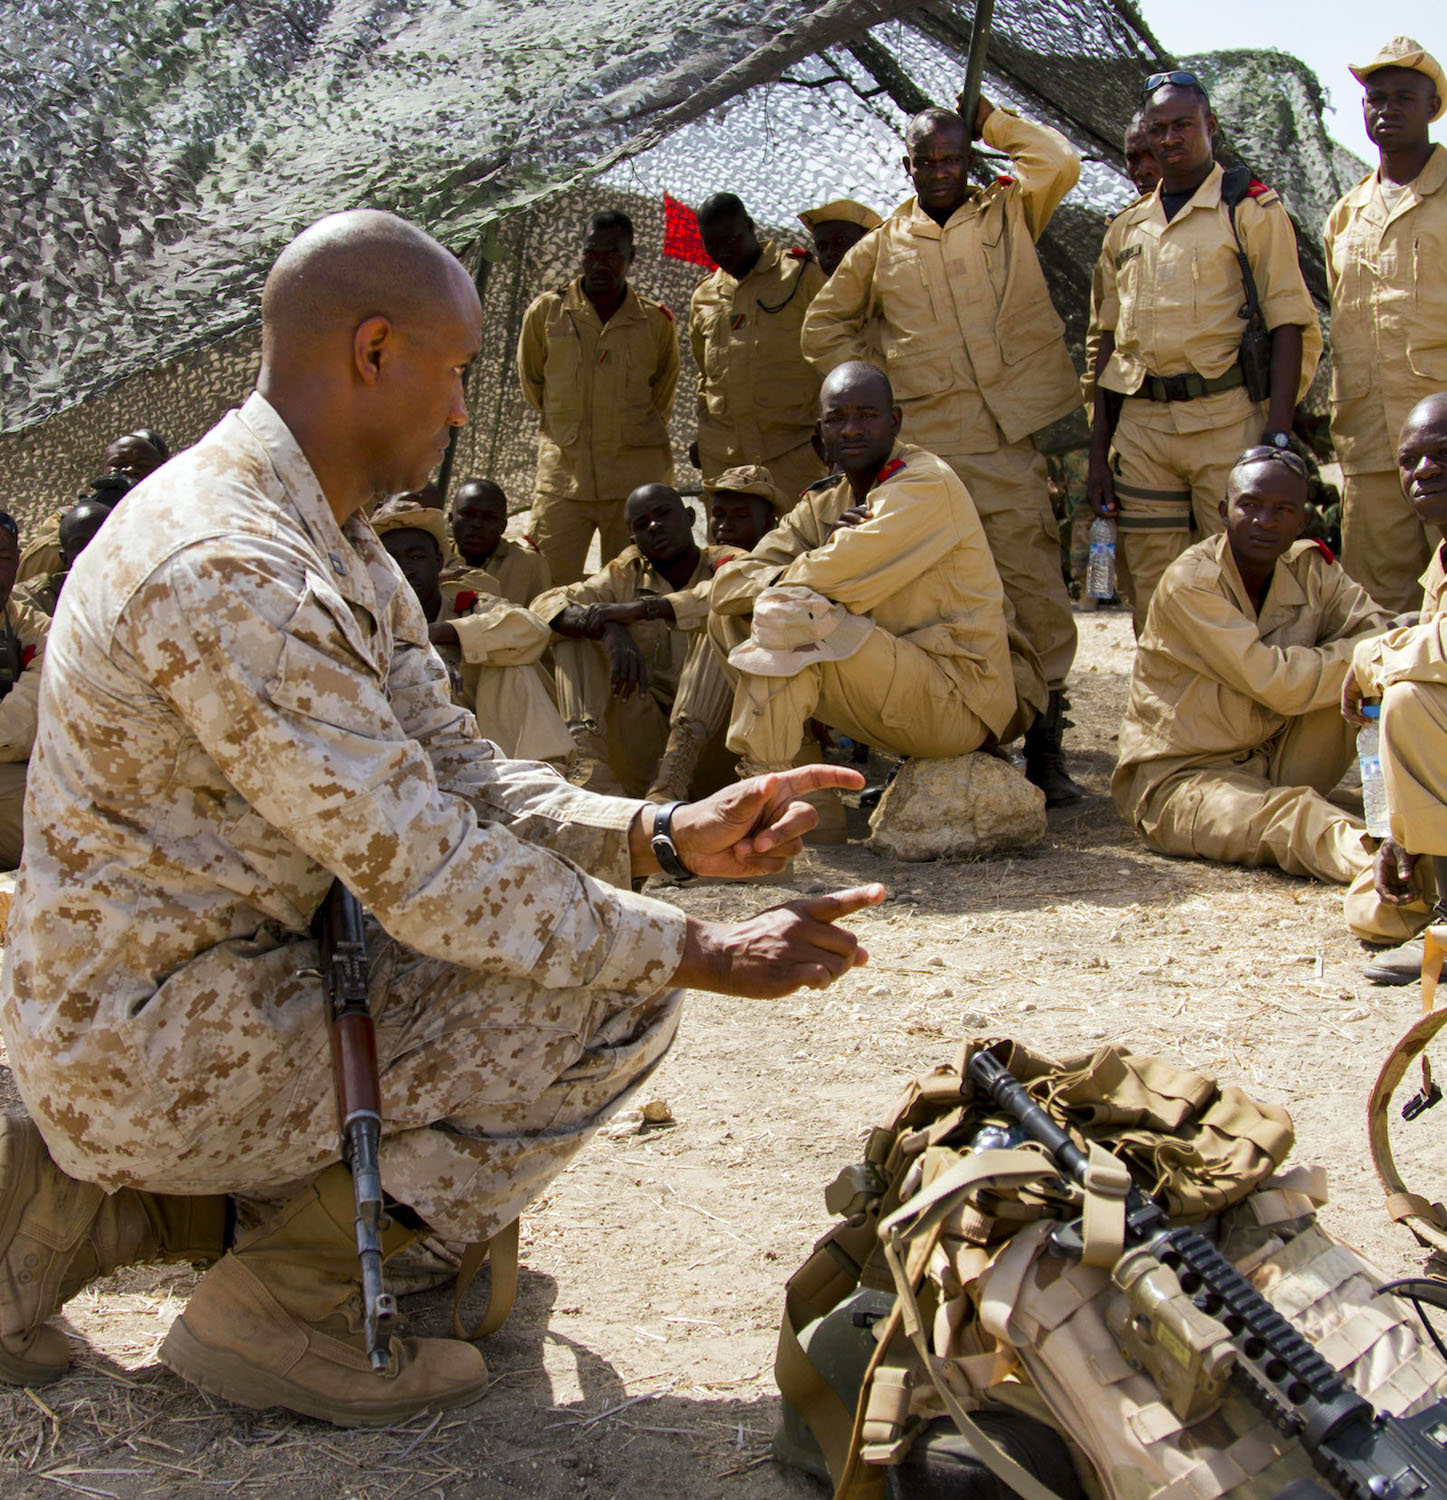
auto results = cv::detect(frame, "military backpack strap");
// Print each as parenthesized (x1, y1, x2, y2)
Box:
(1367, 925, 1447, 1260)
(450, 1217, 521, 1340)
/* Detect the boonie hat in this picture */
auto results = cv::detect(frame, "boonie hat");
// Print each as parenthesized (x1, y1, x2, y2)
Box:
(372, 496, 450, 552)
(727, 585, 873, 678)
(797, 199, 884, 232)
(705, 464, 793, 516)
(1350, 37, 1446, 121)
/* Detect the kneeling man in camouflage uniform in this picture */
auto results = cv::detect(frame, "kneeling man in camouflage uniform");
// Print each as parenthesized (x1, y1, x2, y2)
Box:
(0, 212, 882, 1425)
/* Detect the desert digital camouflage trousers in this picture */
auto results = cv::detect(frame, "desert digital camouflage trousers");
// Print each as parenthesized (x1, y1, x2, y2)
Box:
(25, 922, 682, 1244)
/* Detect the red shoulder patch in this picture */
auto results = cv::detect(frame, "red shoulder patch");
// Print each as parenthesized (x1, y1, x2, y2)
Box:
(873, 457, 907, 488)
(20, 644, 35, 668)
(711, 552, 739, 573)
(657, 302, 674, 323)
(996, 174, 1016, 186)
(787, 247, 809, 260)
(522, 533, 542, 553)
(1313, 538, 1336, 564)
(1246, 178, 1272, 198)
(453, 590, 478, 613)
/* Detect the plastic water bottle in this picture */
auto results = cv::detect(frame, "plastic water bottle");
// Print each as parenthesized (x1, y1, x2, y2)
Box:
(1358, 703, 1391, 839)
(1086, 516, 1117, 600)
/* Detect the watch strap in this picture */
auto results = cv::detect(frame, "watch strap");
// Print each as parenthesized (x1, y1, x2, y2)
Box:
(649, 800, 695, 881)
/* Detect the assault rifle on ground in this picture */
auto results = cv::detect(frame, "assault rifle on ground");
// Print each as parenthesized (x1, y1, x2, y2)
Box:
(968, 1047, 1447, 1500)
(315, 880, 396, 1371)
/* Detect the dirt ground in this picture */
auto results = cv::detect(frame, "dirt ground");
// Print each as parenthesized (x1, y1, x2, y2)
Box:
(0, 606, 1439, 1500)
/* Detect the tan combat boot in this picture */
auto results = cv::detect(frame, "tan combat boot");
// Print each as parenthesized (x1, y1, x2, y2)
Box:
(0, 1114, 227, 1384)
(646, 718, 709, 804)
(160, 1164, 489, 1427)
(565, 720, 625, 795)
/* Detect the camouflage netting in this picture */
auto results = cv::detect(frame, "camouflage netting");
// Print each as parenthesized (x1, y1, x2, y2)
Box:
(1, 0, 1363, 534)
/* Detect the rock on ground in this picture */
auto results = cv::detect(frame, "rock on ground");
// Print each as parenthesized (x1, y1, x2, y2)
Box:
(867, 752, 1046, 861)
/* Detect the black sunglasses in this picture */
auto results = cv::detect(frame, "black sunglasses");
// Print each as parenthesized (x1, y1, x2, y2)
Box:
(1238, 445, 1310, 479)
(1142, 69, 1203, 96)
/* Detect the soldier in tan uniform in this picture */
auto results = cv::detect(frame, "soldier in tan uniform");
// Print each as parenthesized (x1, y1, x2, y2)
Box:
(517, 210, 679, 587)
(1325, 38, 1447, 613)
(442, 478, 550, 605)
(0, 211, 883, 1423)
(1341, 395, 1447, 974)
(798, 200, 883, 279)
(0, 511, 48, 868)
(11, 497, 115, 620)
(712, 364, 1019, 827)
(802, 99, 1082, 803)
(1086, 72, 1321, 635)
(372, 497, 572, 766)
(1113, 449, 1390, 881)
(688, 193, 827, 505)
(536, 484, 740, 798)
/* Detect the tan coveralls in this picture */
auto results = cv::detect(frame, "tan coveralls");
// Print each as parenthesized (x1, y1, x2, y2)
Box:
(1344, 543, 1447, 943)
(431, 571, 574, 766)
(802, 109, 1082, 692)
(1113, 534, 1389, 882)
(1325, 146, 1447, 612)
(711, 443, 1018, 766)
(0, 598, 48, 869)
(0, 394, 688, 1247)
(534, 544, 738, 799)
(689, 241, 826, 505)
(1093, 165, 1322, 633)
(442, 535, 551, 609)
(517, 279, 679, 587)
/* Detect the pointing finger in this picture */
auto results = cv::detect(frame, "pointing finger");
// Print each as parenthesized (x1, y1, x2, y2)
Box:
(791, 884, 887, 924)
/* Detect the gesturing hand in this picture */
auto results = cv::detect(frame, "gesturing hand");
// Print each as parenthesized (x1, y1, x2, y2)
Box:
(668, 764, 867, 878)
(673, 887, 886, 998)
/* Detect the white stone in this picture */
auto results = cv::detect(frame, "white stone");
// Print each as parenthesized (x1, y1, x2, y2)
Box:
(867, 753, 1046, 862)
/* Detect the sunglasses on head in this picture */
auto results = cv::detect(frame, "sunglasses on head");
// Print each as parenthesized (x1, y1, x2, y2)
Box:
(1142, 69, 1203, 96)
(1238, 445, 1309, 479)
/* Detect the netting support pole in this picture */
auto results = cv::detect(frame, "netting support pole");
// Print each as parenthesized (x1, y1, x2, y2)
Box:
(436, 245, 493, 503)
(957, 0, 996, 139)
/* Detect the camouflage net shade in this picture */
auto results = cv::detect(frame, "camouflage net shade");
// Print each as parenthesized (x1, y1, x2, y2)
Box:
(1, 0, 1365, 532)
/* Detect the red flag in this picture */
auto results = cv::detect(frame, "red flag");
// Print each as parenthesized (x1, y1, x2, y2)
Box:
(663, 193, 716, 268)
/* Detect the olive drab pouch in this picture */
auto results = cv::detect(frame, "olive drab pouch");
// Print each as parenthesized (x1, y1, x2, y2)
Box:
(773, 1037, 1447, 1500)
(1220, 165, 1272, 405)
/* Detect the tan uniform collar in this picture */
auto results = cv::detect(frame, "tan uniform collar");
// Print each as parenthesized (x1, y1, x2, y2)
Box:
(1138, 162, 1225, 237)
(235, 391, 391, 620)
(1372, 142, 1447, 220)
(562, 277, 648, 327)
(718, 238, 784, 289)
(898, 191, 992, 238)
(1211, 531, 1312, 624)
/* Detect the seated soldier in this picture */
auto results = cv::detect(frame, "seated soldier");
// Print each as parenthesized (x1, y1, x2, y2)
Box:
(18, 433, 165, 584)
(13, 481, 128, 619)
(710, 361, 1021, 834)
(373, 497, 573, 766)
(0, 511, 48, 869)
(443, 478, 551, 605)
(1341, 394, 1447, 980)
(1112, 448, 1392, 880)
(649, 465, 792, 803)
(537, 483, 739, 798)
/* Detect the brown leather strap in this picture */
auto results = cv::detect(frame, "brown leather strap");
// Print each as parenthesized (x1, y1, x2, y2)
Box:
(450, 1218, 520, 1340)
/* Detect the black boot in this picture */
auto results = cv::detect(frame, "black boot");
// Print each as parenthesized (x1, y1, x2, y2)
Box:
(1023, 689, 1085, 807)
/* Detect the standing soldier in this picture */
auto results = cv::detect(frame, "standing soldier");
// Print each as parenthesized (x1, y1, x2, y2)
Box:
(801, 98, 1082, 803)
(517, 210, 679, 587)
(797, 200, 883, 279)
(1086, 72, 1321, 634)
(688, 194, 827, 506)
(1325, 37, 1447, 613)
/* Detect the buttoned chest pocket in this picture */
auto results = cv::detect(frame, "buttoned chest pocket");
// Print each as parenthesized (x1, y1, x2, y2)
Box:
(603, 339, 669, 447)
(702, 303, 736, 384)
(1113, 242, 1147, 344)
(874, 250, 937, 336)
(542, 324, 584, 446)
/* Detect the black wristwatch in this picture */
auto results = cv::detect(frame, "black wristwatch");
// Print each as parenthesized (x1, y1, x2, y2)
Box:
(649, 800, 695, 881)
(641, 595, 665, 620)
(1262, 429, 1292, 450)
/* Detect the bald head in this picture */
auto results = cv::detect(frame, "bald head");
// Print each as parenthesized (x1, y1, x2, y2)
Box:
(1398, 393, 1447, 531)
(60, 498, 114, 570)
(821, 360, 894, 411)
(256, 211, 482, 520)
(819, 361, 900, 476)
(906, 107, 966, 149)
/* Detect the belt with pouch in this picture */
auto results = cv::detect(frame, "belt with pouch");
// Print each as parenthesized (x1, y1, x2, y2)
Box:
(1138, 366, 1245, 402)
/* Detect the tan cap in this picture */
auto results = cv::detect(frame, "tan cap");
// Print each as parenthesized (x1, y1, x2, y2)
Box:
(372, 496, 450, 552)
(705, 464, 793, 515)
(727, 585, 873, 678)
(797, 199, 884, 232)
(1350, 37, 1445, 120)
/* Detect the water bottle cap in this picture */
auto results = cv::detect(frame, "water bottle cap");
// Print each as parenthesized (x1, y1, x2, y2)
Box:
(1361, 703, 1381, 719)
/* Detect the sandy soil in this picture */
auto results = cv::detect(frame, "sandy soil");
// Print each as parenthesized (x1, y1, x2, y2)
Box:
(0, 607, 1438, 1500)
